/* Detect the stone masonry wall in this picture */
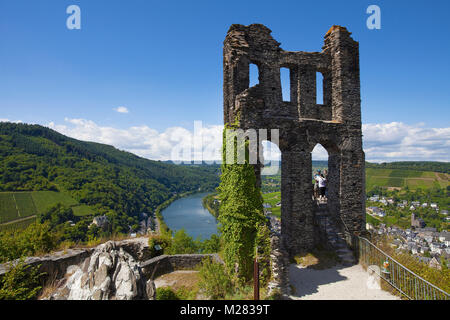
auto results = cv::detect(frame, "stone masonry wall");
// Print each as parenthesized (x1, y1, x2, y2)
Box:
(140, 254, 223, 280)
(223, 24, 366, 256)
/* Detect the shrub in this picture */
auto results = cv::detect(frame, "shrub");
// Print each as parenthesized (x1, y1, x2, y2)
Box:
(0, 222, 58, 263)
(148, 233, 172, 256)
(156, 287, 179, 300)
(197, 257, 233, 299)
(166, 229, 198, 255)
(0, 258, 45, 300)
(198, 234, 220, 254)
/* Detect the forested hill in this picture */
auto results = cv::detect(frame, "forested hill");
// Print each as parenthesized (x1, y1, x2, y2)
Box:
(365, 161, 450, 174)
(0, 122, 220, 231)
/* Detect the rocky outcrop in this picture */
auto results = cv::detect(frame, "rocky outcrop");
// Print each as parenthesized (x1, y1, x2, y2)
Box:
(46, 241, 155, 300)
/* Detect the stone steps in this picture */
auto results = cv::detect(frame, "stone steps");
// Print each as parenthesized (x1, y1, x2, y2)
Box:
(315, 208, 356, 266)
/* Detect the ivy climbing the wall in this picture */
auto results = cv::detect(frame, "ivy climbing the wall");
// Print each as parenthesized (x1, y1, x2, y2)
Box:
(217, 118, 269, 282)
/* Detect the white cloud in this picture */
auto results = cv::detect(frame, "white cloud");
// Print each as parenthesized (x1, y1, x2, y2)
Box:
(362, 122, 450, 162)
(0, 118, 22, 123)
(114, 106, 129, 114)
(47, 118, 223, 162)
(45, 119, 449, 163)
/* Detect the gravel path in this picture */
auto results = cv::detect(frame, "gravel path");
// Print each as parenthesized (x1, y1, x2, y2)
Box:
(289, 263, 400, 300)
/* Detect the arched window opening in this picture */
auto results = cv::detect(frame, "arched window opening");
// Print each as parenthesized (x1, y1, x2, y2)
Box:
(249, 63, 260, 87)
(261, 140, 281, 219)
(312, 144, 329, 202)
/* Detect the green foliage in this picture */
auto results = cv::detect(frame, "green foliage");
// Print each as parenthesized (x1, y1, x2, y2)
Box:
(13, 192, 37, 218)
(0, 122, 221, 262)
(155, 286, 197, 300)
(217, 121, 265, 281)
(37, 203, 75, 229)
(366, 213, 381, 227)
(0, 122, 220, 238)
(148, 229, 220, 256)
(166, 229, 198, 255)
(198, 234, 221, 254)
(148, 233, 172, 254)
(0, 258, 45, 300)
(31, 191, 78, 214)
(0, 222, 58, 263)
(0, 217, 36, 233)
(155, 287, 180, 300)
(366, 186, 449, 232)
(373, 235, 450, 293)
(0, 193, 18, 223)
(255, 223, 272, 286)
(202, 193, 220, 218)
(366, 161, 450, 174)
(197, 257, 233, 300)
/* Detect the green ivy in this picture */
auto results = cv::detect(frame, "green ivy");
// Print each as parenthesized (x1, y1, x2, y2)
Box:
(217, 119, 267, 281)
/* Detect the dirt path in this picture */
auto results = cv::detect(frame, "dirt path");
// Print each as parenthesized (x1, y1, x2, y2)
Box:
(289, 263, 400, 300)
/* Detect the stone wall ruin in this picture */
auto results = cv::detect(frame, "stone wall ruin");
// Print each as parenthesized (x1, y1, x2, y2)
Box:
(223, 24, 366, 255)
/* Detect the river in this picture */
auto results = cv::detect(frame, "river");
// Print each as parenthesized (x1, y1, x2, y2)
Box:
(160, 192, 218, 240)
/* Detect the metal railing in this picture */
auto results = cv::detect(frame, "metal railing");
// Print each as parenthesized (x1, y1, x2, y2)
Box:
(334, 214, 449, 300)
(358, 236, 449, 300)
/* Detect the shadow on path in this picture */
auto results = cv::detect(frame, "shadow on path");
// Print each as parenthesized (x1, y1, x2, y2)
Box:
(289, 264, 348, 298)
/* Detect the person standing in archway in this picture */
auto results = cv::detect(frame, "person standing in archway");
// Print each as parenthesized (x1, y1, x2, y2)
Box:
(315, 170, 327, 201)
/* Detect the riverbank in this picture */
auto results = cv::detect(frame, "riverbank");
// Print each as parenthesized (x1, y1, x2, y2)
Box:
(155, 191, 219, 240)
(202, 193, 219, 219)
(154, 191, 198, 236)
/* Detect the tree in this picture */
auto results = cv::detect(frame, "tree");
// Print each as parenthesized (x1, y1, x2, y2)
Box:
(166, 229, 198, 254)
(38, 203, 75, 229)
(197, 257, 233, 299)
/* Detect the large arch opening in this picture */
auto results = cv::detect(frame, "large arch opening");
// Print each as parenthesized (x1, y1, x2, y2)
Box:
(260, 140, 282, 222)
(311, 142, 341, 220)
(311, 144, 329, 202)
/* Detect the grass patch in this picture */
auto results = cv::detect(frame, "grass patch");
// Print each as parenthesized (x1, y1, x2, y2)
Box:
(31, 191, 77, 214)
(72, 205, 94, 216)
(154, 271, 200, 300)
(292, 247, 340, 270)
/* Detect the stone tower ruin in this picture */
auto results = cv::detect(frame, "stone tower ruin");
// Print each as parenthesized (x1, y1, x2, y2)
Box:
(223, 24, 365, 255)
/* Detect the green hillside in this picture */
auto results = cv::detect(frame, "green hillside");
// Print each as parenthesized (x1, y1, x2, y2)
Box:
(365, 167, 449, 191)
(0, 122, 220, 233)
(0, 191, 96, 227)
(261, 161, 449, 193)
(260, 161, 449, 220)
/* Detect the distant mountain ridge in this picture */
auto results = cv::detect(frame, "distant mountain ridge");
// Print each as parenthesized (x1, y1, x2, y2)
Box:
(0, 122, 220, 233)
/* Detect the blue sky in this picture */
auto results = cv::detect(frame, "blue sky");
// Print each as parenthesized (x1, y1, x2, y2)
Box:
(0, 0, 449, 162)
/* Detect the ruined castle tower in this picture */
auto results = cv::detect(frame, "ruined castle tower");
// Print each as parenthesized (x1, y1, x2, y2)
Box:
(223, 24, 365, 255)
